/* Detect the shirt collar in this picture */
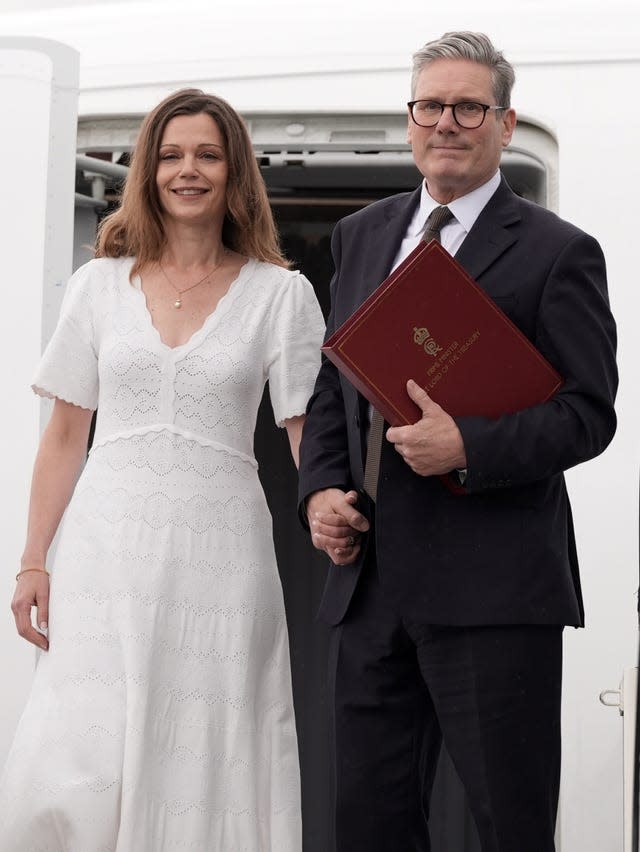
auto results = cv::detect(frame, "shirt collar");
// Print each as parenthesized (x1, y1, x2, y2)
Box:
(411, 170, 502, 236)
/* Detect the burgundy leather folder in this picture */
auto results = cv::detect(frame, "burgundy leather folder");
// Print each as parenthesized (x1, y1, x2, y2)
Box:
(322, 240, 562, 426)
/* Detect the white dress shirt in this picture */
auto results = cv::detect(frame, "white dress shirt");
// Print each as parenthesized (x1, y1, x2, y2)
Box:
(391, 170, 502, 270)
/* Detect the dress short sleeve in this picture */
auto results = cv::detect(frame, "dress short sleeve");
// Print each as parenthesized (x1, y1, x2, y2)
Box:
(31, 262, 99, 410)
(267, 271, 325, 427)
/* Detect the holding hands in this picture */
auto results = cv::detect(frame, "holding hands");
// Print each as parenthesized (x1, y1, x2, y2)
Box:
(308, 488, 369, 566)
(307, 381, 466, 565)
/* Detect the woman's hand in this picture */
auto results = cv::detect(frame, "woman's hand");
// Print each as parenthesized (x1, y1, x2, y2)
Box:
(12, 570, 50, 651)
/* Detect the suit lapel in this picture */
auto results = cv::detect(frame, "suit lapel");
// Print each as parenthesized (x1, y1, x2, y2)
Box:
(359, 186, 422, 298)
(454, 177, 521, 279)
(352, 186, 421, 478)
(361, 178, 522, 289)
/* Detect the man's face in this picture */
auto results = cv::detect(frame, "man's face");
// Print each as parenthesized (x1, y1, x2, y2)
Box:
(408, 58, 516, 203)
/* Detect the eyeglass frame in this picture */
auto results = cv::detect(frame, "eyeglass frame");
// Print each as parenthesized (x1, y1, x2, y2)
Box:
(407, 100, 508, 129)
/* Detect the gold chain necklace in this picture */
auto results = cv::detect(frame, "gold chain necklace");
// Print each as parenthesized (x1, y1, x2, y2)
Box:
(159, 250, 227, 309)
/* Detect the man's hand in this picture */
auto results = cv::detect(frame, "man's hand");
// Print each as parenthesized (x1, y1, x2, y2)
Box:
(307, 488, 369, 566)
(386, 379, 467, 476)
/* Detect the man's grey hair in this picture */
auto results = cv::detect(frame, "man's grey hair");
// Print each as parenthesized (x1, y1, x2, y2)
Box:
(411, 31, 515, 108)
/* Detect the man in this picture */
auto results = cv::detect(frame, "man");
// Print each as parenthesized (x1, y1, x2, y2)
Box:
(298, 31, 618, 852)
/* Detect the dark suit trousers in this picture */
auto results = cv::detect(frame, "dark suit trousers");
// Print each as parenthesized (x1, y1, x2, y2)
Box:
(328, 556, 563, 852)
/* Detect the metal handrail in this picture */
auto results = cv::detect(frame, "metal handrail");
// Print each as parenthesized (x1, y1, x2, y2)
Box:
(76, 154, 129, 180)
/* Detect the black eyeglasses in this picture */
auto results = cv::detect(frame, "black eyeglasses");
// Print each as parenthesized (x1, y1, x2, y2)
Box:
(407, 100, 507, 129)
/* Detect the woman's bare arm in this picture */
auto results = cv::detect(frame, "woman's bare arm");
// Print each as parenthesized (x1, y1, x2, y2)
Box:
(12, 399, 93, 650)
(284, 414, 305, 469)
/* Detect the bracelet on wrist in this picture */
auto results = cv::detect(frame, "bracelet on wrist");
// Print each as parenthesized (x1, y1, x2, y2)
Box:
(15, 568, 50, 582)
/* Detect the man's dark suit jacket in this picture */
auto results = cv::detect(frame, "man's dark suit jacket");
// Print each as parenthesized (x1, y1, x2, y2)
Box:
(298, 176, 618, 628)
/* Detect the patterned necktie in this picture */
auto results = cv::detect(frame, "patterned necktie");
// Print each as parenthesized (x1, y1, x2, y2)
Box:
(362, 205, 454, 502)
(421, 204, 454, 243)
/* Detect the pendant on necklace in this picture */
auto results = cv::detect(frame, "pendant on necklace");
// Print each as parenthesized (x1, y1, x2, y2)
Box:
(174, 299, 182, 309)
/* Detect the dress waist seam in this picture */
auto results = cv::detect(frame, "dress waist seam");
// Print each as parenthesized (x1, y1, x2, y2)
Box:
(90, 424, 257, 467)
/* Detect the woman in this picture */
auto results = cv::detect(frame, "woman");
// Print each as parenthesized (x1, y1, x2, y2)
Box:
(0, 89, 325, 851)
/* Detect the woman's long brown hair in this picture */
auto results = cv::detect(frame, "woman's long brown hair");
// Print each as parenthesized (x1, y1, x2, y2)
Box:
(96, 88, 288, 275)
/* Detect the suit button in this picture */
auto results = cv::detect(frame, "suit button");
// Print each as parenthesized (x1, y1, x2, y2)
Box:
(354, 415, 361, 427)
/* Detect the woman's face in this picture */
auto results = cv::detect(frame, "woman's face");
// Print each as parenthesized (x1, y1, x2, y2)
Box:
(155, 112, 229, 228)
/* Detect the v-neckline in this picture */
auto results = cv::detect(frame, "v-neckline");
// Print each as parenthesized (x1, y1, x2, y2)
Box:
(130, 257, 254, 353)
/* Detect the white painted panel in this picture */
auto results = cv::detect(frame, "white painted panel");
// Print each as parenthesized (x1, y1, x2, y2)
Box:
(0, 37, 78, 764)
